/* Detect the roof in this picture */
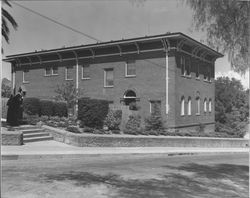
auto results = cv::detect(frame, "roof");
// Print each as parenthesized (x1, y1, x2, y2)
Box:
(4, 32, 223, 63)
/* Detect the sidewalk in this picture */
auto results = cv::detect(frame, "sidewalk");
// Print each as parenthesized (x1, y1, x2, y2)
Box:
(2, 140, 249, 160)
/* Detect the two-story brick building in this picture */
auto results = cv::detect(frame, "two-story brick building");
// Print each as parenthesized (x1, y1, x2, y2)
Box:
(4, 32, 223, 132)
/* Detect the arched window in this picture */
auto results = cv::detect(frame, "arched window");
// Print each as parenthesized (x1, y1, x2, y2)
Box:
(188, 97, 192, 115)
(181, 96, 185, 116)
(196, 97, 200, 115)
(204, 98, 207, 113)
(209, 99, 212, 113)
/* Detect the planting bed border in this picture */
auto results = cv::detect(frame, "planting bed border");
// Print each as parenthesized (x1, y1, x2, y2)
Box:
(43, 125, 249, 148)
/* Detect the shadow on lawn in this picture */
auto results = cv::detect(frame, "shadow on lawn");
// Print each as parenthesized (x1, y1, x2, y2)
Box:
(40, 163, 249, 198)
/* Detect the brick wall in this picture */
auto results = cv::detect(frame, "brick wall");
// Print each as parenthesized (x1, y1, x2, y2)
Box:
(2, 131, 23, 145)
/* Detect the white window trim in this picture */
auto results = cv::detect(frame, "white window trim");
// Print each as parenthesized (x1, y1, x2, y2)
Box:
(104, 69, 114, 88)
(204, 99, 207, 113)
(188, 98, 192, 115)
(125, 62, 136, 77)
(44, 67, 51, 76)
(65, 66, 73, 81)
(52, 67, 58, 76)
(22, 70, 29, 83)
(181, 97, 185, 116)
(209, 99, 212, 113)
(196, 98, 200, 115)
(81, 65, 90, 80)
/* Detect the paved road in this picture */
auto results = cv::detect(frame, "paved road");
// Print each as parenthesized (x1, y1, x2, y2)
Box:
(2, 153, 249, 198)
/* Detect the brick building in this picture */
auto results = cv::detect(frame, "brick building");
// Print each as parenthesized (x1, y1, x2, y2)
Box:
(4, 32, 223, 132)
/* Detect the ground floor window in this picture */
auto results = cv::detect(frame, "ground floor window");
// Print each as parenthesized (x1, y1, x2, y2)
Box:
(188, 97, 192, 115)
(209, 99, 212, 112)
(23, 69, 29, 83)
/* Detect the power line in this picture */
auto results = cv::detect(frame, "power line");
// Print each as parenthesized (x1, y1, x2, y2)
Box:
(11, 1, 102, 42)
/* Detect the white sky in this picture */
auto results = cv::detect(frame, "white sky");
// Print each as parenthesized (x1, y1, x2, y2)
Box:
(2, 0, 249, 89)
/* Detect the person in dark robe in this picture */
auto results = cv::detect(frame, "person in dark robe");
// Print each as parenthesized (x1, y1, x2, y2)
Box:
(6, 94, 14, 125)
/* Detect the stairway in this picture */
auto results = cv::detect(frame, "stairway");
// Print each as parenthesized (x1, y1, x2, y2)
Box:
(15, 125, 53, 143)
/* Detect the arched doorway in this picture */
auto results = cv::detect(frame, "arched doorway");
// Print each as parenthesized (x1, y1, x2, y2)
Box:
(124, 90, 136, 106)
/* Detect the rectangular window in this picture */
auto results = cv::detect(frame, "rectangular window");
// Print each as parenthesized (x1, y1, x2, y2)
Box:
(126, 61, 136, 77)
(23, 69, 29, 83)
(207, 67, 211, 82)
(181, 56, 185, 76)
(185, 57, 191, 76)
(45, 67, 51, 76)
(104, 68, 114, 87)
(65, 66, 73, 80)
(196, 64, 200, 79)
(52, 66, 58, 75)
(82, 65, 90, 79)
(150, 101, 161, 115)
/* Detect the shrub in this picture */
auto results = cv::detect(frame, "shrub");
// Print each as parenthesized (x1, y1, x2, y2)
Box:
(23, 114, 40, 125)
(67, 125, 81, 133)
(104, 110, 122, 130)
(196, 123, 205, 133)
(40, 100, 54, 116)
(53, 101, 68, 117)
(144, 113, 163, 131)
(78, 98, 109, 128)
(124, 115, 142, 135)
(23, 97, 40, 115)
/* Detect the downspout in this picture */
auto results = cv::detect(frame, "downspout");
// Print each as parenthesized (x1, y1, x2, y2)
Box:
(72, 51, 79, 116)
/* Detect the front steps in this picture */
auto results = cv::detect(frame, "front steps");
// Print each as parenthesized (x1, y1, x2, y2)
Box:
(14, 125, 53, 143)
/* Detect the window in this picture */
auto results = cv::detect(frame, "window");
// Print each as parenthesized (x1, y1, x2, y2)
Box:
(196, 97, 200, 115)
(196, 64, 200, 79)
(209, 99, 212, 113)
(23, 69, 29, 83)
(181, 56, 186, 76)
(45, 67, 51, 76)
(82, 65, 90, 79)
(65, 66, 73, 80)
(150, 100, 161, 115)
(204, 98, 207, 113)
(126, 61, 136, 77)
(207, 67, 211, 82)
(52, 66, 58, 75)
(181, 96, 185, 116)
(104, 68, 114, 87)
(203, 66, 208, 81)
(186, 57, 191, 76)
(188, 97, 192, 115)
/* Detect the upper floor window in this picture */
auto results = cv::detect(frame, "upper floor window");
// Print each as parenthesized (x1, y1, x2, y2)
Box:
(104, 68, 114, 87)
(65, 66, 73, 80)
(125, 61, 136, 77)
(196, 97, 200, 115)
(45, 67, 51, 76)
(82, 65, 90, 80)
(45, 66, 58, 76)
(181, 96, 185, 116)
(187, 97, 192, 115)
(207, 67, 211, 82)
(196, 63, 200, 79)
(23, 69, 29, 83)
(209, 99, 212, 113)
(52, 66, 58, 75)
(181, 56, 191, 77)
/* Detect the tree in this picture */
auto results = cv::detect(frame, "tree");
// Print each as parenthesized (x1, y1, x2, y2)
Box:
(215, 77, 249, 137)
(1, 78, 11, 98)
(2, 0, 18, 44)
(185, 0, 249, 74)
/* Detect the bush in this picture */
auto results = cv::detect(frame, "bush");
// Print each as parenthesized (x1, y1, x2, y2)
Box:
(66, 125, 81, 133)
(23, 97, 40, 115)
(40, 100, 54, 116)
(144, 113, 163, 131)
(124, 115, 142, 135)
(104, 110, 122, 130)
(53, 101, 68, 117)
(23, 114, 40, 125)
(196, 123, 205, 133)
(78, 98, 109, 128)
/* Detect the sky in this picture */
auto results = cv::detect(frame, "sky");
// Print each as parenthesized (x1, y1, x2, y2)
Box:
(1, 0, 249, 89)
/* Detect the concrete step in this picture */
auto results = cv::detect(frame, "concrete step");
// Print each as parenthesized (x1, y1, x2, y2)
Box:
(22, 128, 45, 134)
(13, 125, 40, 130)
(23, 132, 50, 138)
(23, 136, 53, 143)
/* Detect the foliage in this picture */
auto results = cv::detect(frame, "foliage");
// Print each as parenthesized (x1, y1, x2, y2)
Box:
(144, 110, 163, 131)
(195, 123, 205, 133)
(40, 100, 54, 117)
(78, 98, 109, 128)
(185, 0, 249, 74)
(53, 101, 68, 117)
(1, 78, 11, 97)
(124, 114, 142, 135)
(104, 110, 122, 130)
(129, 102, 140, 110)
(23, 97, 40, 115)
(215, 77, 249, 137)
(66, 125, 81, 133)
(54, 82, 80, 109)
(2, 0, 18, 45)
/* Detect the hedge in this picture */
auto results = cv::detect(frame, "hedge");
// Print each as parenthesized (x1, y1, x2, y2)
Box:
(78, 98, 109, 128)
(23, 97, 40, 115)
(54, 101, 68, 117)
(40, 99, 54, 116)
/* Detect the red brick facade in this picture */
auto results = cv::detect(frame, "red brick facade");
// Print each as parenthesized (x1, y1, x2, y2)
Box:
(6, 33, 222, 132)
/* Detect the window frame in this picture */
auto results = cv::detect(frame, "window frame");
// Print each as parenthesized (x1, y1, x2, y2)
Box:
(44, 67, 52, 76)
(65, 66, 74, 81)
(208, 99, 212, 113)
(149, 100, 161, 115)
(196, 97, 200, 116)
(181, 96, 185, 116)
(204, 98, 207, 114)
(196, 63, 200, 80)
(52, 66, 58, 76)
(187, 97, 192, 116)
(181, 56, 186, 76)
(22, 69, 30, 84)
(104, 68, 114, 88)
(125, 61, 136, 77)
(82, 65, 91, 80)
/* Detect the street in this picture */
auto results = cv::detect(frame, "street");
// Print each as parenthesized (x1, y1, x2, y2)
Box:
(2, 153, 249, 198)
